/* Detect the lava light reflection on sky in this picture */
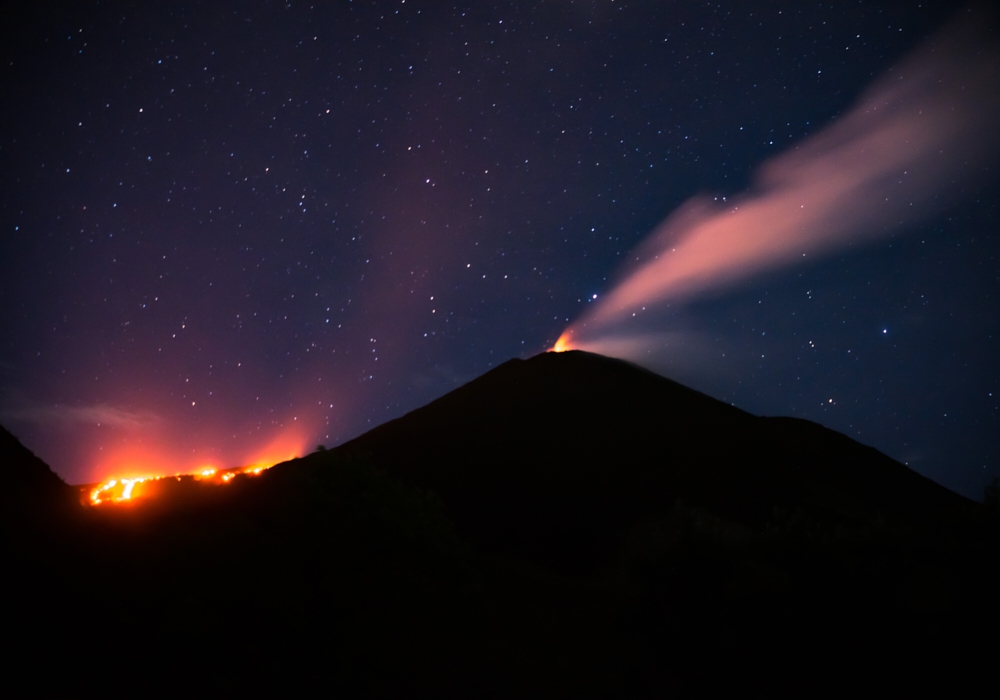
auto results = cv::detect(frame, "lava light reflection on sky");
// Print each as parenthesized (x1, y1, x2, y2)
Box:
(87, 426, 311, 505)
(550, 334, 573, 353)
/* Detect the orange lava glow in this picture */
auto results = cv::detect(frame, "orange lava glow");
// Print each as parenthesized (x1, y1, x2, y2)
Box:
(90, 477, 150, 504)
(87, 428, 310, 506)
(550, 333, 573, 353)
(88, 462, 275, 505)
(240, 428, 310, 474)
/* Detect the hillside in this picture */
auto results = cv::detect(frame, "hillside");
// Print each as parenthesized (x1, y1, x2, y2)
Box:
(1, 351, 996, 696)
(325, 350, 973, 569)
(0, 425, 75, 530)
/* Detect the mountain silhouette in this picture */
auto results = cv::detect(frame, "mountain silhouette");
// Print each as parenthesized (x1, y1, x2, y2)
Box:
(1, 351, 996, 697)
(325, 350, 972, 570)
(0, 425, 74, 527)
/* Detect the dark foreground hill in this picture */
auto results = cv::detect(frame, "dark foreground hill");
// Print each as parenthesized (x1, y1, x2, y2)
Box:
(2, 351, 998, 697)
(0, 424, 75, 521)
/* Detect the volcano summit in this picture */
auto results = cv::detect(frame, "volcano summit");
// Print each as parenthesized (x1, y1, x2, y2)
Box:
(2, 351, 996, 696)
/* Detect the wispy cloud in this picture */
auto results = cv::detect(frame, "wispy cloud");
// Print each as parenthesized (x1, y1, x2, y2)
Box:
(2, 402, 160, 430)
(566, 9, 1000, 350)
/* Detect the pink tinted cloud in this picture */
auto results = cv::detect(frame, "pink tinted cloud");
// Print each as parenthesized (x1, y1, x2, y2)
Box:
(2, 401, 161, 431)
(570, 11, 1000, 343)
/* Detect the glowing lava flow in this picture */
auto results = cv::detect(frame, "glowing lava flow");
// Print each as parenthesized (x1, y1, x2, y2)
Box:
(90, 478, 151, 504)
(88, 460, 287, 505)
(86, 427, 311, 505)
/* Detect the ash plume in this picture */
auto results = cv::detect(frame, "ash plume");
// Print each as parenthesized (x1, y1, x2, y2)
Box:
(562, 8, 1000, 355)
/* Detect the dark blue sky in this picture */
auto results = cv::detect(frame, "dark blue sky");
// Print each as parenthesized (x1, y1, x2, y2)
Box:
(2, 1, 997, 499)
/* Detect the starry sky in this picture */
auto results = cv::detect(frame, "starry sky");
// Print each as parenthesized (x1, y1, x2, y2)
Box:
(2, 1, 998, 499)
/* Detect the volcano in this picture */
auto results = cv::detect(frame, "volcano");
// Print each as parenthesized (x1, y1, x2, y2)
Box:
(324, 350, 973, 568)
(1, 351, 996, 696)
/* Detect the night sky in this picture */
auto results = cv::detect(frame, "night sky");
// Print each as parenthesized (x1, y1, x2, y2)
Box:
(2, 2, 998, 499)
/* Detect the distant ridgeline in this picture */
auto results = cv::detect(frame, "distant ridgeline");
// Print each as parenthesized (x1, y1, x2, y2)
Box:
(2, 351, 997, 696)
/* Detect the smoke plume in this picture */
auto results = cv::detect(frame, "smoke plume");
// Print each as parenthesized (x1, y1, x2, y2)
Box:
(562, 9, 1000, 354)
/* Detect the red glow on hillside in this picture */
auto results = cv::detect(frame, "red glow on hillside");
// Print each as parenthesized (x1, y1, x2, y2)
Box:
(87, 426, 312, 505)
(240, 427, 310, 474)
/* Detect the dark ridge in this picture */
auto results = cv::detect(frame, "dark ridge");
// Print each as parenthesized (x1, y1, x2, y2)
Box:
(336, 350, 974, 569)
(0, 424, 75, 524)
(3, 352, 996, 696)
